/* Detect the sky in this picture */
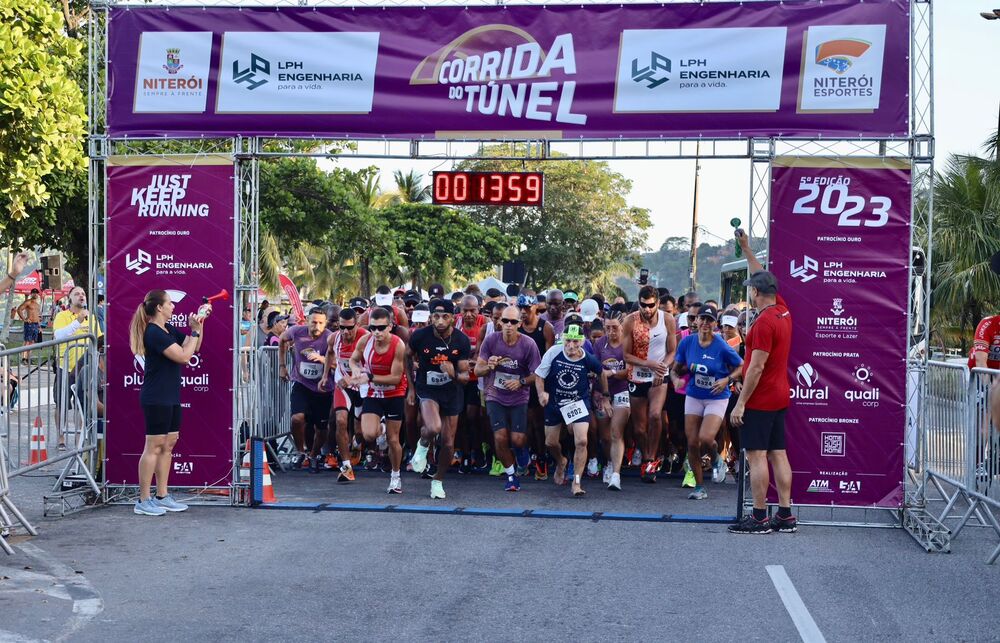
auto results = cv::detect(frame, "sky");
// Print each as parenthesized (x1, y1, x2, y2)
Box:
(331, 3, 1000, 255)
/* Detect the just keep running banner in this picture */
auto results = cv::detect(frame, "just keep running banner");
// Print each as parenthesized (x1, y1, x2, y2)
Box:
(768, 157, 911, 508)
(105, 157, 236, 487)
(106, 0, 908, 138)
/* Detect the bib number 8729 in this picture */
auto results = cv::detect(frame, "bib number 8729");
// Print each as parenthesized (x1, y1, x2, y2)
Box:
(792, 183, 890, 228)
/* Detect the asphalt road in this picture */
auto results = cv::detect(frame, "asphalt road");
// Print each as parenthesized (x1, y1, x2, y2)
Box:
(2, 469, 999, 642)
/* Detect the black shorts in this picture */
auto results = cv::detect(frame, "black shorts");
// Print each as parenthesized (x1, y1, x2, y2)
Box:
(629, 381, 651, 399)
(485, 401, 528, 434)
(741, 408, 787, 451)
(143, 404, 182, 436)
(362, 396, 405, 421)
(416, 385, 464, 417)
(464, 381, 482, 408)
(52, 365, 76, 409)
(290, 383, 333, 428)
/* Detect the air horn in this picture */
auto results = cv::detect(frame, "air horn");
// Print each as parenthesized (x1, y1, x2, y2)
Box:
(197, 288, 229, 318)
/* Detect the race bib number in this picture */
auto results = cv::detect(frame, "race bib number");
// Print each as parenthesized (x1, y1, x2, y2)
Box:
(694, 374, 717, 390)
(560, 399, 588, 424)
(298, 361, 323, 380)
(633, 366, 654, 383)
(426, 370, 452, 386)
(338, 358, 352, 374)
(495, 371, 518, 387)
(613, 391, 630, 408)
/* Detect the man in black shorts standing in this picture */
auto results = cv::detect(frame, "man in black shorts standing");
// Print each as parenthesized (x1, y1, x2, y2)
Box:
(279, 308, 333, 471)
(728, 231, 795, 534)
(408, 299, 471, 499)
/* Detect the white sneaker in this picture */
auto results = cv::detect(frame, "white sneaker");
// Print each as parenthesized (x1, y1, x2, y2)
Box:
(587, 458, 599, 478)
(410, 441, 429, 473)
(387, 476, 402, 494)
(712, 457, 727, 484)
(430, 480, 446, 499)
(631, 449, 642, 467)
(602, 465, 613, 485)
(608, 472, 622, 491)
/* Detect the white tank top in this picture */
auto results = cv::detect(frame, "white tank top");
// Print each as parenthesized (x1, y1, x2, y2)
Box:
(647, 311, 667, 364)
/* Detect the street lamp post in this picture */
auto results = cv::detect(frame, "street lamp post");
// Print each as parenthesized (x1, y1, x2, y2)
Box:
(984, 10, 1000, 156)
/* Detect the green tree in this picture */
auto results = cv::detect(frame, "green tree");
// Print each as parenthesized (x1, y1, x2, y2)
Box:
(0, 0, 86, 220)
(455, 144, 650, 289)
(380, 202, 516, 290)
(387, 169, 431, 205)
(929, 150, 1000, 347)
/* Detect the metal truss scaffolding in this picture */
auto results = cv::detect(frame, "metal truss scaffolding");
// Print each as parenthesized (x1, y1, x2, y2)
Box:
(86, 0, 936, 525)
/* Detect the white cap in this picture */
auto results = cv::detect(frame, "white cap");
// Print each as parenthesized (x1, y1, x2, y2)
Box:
(721, 315, 739, 328)
(677, 312, 689, 329)
(411, 309, 430, 323)
(579, 298, 599, 322)
(374, 293, 393, 306)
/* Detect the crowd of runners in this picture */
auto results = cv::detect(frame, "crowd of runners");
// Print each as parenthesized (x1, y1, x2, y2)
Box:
(268, 278, 754, 503)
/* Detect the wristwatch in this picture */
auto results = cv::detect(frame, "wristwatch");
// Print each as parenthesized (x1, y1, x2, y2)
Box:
(519, 377, 526, 386)
(191, 331, 201, 338)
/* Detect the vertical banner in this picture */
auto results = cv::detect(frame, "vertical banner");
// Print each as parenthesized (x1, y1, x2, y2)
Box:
(769, 157, 911, 508)
(105, 156, 235, 487)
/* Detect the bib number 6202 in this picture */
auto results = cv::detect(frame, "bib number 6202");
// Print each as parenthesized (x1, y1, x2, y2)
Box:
(792, 183, 890, 228)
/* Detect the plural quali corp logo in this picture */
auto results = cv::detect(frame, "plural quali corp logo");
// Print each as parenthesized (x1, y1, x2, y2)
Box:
(183, 352, 210, 392)
(124, 354, 145, 388)
(410, 26, 586, 125)
(790, 362, 828, 405)
(631, 52, 670, 89)
(131, 174, 209, 218)
(845, 364, 880, 408)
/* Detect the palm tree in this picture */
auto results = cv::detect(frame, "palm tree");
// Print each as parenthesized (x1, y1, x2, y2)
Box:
(931, 148, 1000, 348)
(389, 169, 431, 204)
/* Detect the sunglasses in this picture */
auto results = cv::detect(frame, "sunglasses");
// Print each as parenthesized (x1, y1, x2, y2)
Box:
(499, 318, 520, 325)
(368, 324, 389, 332)
(340, 324, 356, 330)
(639, 301, 658, 309)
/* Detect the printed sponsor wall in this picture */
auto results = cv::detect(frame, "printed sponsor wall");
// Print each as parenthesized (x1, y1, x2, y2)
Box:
(107, 0, 908, 138)
(768, 157, 911, 508)
(105, 157, 235, 487)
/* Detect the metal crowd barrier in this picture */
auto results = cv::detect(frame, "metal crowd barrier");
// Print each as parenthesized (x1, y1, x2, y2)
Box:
(237, 346, 292, 472)
(904, 361, 1000, 564)
(0, 335, 101, 551)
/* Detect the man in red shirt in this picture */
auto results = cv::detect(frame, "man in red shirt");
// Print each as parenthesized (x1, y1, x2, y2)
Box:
(729, 231, 795, 535)
(969, 312, 1000, 478)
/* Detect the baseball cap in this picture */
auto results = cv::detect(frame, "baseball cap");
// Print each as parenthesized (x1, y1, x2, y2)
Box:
(428, 283, 445, 299)
(563, 324, 585, 341)
(743, 270, 779, 294)
(428, 298, 455, 314)
(348, 297, 368, 311)
(403, 289, 421, 304)
(677, 312, 690, 329)
(697, 305, 718, 322)
(267, 310, 289, 327)
(516, 294, 534, 308)
(721, 314, 739, 328)
(411, 302, 430, 323)
(373, 292, 393, 306)
(579, 298, 599, 322)
(564, 291, 579, 303)
(564, 313, 584, 328)
(393, 288, 406, 298)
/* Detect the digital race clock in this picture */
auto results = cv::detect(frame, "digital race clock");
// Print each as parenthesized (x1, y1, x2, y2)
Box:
(431, 171, 544, 207)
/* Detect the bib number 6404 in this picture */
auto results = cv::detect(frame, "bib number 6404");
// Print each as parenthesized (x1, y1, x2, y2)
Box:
(792, 183, 890, 228)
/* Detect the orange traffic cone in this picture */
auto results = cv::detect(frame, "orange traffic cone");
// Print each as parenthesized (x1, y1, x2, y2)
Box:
(261, 459, 277, 504)
(29, 416, 47, 465)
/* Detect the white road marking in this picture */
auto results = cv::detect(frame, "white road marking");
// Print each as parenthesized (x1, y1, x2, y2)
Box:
(15, 543, 104, 642)
(766, 564, 827, 643)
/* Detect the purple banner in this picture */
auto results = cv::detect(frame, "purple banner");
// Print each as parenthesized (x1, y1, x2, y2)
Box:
(107, 0, 908, 138)
(105, 158, 235, 487)
(768, 158, 910, 508)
